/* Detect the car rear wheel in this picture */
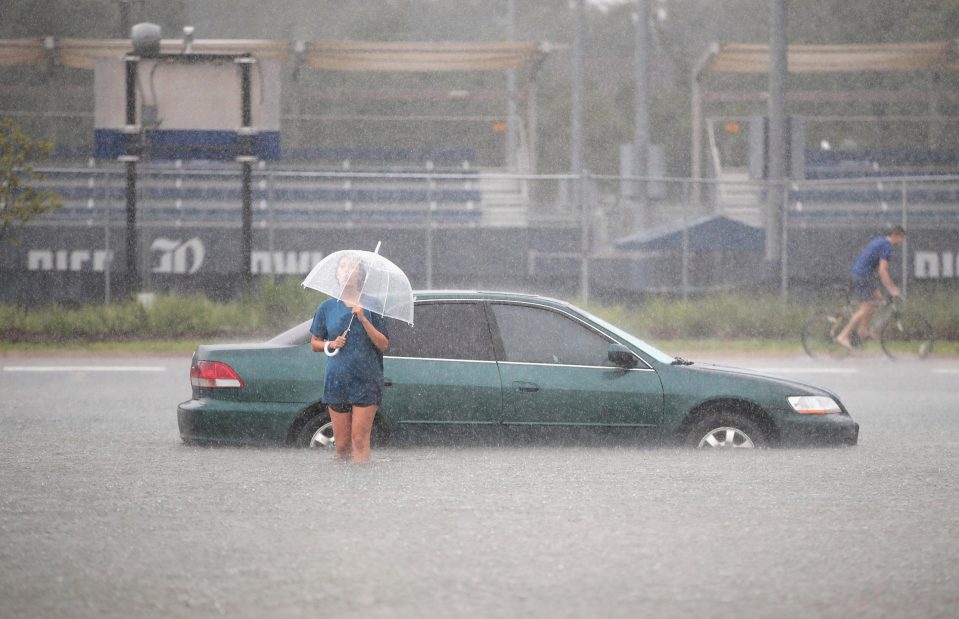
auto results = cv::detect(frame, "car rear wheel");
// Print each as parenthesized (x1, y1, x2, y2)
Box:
(295, 411, 390, 449)
(296, 414, 335, 449)
(686, 412, 767, 449)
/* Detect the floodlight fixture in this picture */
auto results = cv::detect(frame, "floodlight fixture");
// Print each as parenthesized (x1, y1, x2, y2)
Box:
(131, 22, 161, 57)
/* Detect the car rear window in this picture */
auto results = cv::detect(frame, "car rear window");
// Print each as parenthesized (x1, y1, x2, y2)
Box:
(387, 302, 494, 361)
(267, 319, 312, 345)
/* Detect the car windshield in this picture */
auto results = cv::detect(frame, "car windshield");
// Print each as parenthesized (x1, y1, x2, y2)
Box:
(571, 306, 676, 364)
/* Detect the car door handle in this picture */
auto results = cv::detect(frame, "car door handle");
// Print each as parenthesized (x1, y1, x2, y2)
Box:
(384, 379, 393, 387)
(511, 381, 540, 393)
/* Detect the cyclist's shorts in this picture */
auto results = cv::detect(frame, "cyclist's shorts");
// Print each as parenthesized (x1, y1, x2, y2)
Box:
(853, 275, 879, 301)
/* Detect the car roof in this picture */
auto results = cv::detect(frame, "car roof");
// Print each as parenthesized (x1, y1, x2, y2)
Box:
(413, 290, 570, 307)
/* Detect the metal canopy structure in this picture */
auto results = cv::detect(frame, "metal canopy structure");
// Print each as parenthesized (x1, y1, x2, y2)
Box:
(706, 41, 959, 74)
(0, 37, 545, 72)
(0, 37, 550, 171)
(302, 41, 543, 72)
(0, 38, 288, 69)
(691, 41, 959, 184)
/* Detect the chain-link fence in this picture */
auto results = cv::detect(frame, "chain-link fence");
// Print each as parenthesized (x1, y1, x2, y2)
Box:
(6, 163, 958, 305)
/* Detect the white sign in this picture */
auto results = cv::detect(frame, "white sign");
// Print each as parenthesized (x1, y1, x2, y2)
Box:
(25, 239, 324, 276)
(915, 251, 958, 279)
(151, 237, 205, 274)
(28, 250, 114, 272)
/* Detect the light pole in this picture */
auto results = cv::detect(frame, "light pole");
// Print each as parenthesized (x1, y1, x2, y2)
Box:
(766, 0, 788, 265)
(632, 1, 650, 232)
(506, 0, 518, 170)
(571, 0, 588, 302)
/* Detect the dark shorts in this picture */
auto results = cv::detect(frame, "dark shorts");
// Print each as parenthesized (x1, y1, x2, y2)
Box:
(328, 403, 376, 414)
(853, 275, 879, 302)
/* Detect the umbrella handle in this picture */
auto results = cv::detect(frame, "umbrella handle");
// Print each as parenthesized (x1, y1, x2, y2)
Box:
(324, 314, 355, 357)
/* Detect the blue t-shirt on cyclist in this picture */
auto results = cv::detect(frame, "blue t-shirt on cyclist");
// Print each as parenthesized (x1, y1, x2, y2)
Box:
(850, 235, 894, 281)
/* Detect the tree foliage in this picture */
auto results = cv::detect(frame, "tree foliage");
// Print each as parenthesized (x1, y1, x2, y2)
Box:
(0, 118, 62, 245)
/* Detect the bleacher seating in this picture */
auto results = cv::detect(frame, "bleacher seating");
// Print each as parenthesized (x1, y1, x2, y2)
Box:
(284, 147, 477, 167)
(805, 149, 959, 180)
(30, 142, 525, 228)
(785, 149, 959, 226)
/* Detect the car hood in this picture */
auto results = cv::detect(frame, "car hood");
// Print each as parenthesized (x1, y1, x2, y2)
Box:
(679, 361, 843, 401)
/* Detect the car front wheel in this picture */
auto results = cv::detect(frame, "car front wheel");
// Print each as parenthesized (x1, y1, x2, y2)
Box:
(686, 412, 767, 449)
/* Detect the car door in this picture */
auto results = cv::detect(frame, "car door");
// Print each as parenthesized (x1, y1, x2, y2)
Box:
(380, 301, 502, 427)
(490, 302, 663, 433)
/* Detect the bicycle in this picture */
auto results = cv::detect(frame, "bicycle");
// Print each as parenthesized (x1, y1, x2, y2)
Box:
(802, 292, 935, 360)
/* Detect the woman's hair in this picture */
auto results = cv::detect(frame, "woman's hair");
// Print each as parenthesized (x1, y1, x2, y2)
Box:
(339, 255, 366, 283)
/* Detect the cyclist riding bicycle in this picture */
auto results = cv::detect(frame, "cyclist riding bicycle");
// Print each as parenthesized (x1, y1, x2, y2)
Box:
(835, 225, 906, 351)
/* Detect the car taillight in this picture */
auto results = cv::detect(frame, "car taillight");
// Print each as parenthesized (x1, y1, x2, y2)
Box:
(190, 360, 244, 389)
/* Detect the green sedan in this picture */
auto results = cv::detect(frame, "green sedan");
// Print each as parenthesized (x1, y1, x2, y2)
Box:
(177, 291, 859, 449)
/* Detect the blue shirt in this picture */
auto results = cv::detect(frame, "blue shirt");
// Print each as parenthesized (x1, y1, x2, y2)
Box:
(310, 298, 389, 405)
(851, 236, 893, 280)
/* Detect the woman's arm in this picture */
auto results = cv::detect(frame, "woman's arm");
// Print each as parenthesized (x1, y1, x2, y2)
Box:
(311, 334, 347, 352)
(352, 307, 389, 352)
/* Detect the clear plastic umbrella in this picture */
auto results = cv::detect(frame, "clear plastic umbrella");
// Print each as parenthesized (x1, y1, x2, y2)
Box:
(301, 243, 414, 356)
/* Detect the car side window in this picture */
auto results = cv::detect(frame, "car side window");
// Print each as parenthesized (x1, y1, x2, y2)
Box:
(491, 303, 614, 366)
(387, 302, 494, 361)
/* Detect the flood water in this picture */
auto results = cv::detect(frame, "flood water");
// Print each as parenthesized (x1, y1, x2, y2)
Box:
(2, 355, 958, 618)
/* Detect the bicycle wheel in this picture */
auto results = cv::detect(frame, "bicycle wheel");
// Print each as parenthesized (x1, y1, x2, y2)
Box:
(801, 313, 850, 359)
(880, 312, 935, 360)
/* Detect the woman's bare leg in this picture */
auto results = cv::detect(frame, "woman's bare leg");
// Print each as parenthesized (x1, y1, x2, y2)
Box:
(329, 408, 353, 460)
(350, 405, 377, 463)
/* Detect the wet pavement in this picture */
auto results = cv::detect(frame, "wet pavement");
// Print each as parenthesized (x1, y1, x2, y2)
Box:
(2, 354, 958, 618)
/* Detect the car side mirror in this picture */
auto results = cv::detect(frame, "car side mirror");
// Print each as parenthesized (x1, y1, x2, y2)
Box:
(608, 343, 637, 368)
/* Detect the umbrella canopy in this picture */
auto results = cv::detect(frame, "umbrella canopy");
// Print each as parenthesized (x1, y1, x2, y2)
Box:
(301, 246, 414, 325)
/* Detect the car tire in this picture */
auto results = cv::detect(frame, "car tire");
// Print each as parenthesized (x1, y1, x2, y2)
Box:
(295, 410, 391, 449)
(296, 413, 335, 449)
(685, 411, 767, 449)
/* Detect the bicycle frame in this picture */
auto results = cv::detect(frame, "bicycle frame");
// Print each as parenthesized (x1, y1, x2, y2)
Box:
(802, 292, 933, 360)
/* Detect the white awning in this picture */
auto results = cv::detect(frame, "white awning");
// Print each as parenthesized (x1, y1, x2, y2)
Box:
(0, 38, 545, 72)
(706, 42, 959, 74)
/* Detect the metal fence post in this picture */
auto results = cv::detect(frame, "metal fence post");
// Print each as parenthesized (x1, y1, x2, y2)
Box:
(267, 168, 276, 284)
(122, 54, 140, 296)
(426, 176, 434, 290)
(580, 171, 590, 304)
(103, 166, 113, 304)
(901, 179, 908, 298)
(237, 56, 256, 295)
(781, 179, 789, 302)
(682, 179, 689, 301)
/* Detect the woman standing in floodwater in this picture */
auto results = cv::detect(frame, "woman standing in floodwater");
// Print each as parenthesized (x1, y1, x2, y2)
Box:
(309, 254, 389, 462)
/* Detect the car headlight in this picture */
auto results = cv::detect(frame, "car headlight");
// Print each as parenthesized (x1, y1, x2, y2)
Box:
(787, 396, 842, 415)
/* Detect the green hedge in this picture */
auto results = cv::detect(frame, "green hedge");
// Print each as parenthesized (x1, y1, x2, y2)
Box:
(0, 278, 320, 342)
(0, 281, 956, 343)
(586, 289, 958, 342)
